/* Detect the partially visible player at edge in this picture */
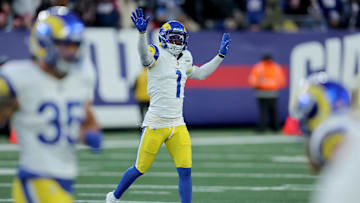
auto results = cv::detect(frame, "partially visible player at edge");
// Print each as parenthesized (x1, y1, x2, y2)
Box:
(291, 73, 352, 172)
(0, 6, 103, 203)
(106, 8, 231, 203)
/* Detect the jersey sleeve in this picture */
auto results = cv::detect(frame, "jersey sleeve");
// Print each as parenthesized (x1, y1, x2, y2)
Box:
(186, 54, 223, 80)
(0, 75, 16, 98)
(309, 126, 346, 168)
(146, 44, 160, 68)
(0, 62, 21, 98)
(182, 50, 194, 74)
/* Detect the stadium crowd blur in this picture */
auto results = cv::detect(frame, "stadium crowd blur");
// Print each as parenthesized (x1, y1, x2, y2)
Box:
(0, 0, 360, 32)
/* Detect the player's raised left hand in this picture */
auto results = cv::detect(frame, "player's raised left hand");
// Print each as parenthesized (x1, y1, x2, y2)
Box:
(131, 8, 150, 33)
(218, 33, 231, 58)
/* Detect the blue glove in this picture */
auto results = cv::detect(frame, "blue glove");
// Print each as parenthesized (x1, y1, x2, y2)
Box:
(131, 8, 150, 33)
(84, 130, 103, 153)
(218, 33, 231, 58)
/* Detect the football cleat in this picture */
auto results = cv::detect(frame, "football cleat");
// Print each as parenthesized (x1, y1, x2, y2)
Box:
(106, 191, 118, 203)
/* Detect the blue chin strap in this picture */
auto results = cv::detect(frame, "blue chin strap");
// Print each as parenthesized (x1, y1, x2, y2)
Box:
(299, 118, 311, 137)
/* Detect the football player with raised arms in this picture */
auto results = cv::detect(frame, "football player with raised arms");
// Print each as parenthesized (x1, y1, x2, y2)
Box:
(0, 6, 103, 203)
(106, 8, 231, 203)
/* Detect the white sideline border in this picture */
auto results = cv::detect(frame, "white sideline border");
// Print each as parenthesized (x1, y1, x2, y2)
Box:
(0, 135, 303, 151)
(0, 200, 177, 203)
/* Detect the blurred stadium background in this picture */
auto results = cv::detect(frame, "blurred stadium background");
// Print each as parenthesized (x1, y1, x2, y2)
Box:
(1, 0, 360, 202)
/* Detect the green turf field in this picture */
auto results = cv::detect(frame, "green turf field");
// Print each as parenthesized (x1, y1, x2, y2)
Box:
(0, 129, 317, 203)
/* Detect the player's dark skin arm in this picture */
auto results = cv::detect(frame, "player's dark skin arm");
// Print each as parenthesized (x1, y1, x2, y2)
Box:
(79, 102, 100, 143)
(306, 141, 322, 173)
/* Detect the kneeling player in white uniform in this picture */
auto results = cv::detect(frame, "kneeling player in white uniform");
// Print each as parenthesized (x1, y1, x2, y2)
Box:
(291, 73, 360, 203)
(292, 74, 351, 172)
(310, 86, 360, 203)
(0, 7, 103, 203)
(106, 8, 231, 203)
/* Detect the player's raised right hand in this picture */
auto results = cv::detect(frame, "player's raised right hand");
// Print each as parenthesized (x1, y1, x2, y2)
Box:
(131, 8, 150, 33)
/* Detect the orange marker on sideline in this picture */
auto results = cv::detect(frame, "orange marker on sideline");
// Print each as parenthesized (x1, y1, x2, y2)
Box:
(9, 127, 18, 144)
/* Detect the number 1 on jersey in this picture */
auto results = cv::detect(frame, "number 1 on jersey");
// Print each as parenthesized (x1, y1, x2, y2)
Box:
(176, 70, 182, 98)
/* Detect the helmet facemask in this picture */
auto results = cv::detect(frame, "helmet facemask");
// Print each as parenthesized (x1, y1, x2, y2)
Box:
(51, 40, 83, 75)
(166, 33, 185, 56)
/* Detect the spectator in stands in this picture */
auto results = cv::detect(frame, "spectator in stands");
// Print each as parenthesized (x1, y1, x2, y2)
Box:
(12, 0, 42, 29)
(283, 0, 311, 15)
(282, 0, 322, 30)
(245, 0, 266, 31)
(248, 53, 286, 132)
(95, 0, 120, 28)
(73, 0, 97, 26)
(73, 0, 120, 28)
(0, 0, 12, 30)
(148, 0, 200, 31)
(34, 0, 72, 21)
(152, 0, 182, 27)
(350, 0, 360, 29)
(182, 0, 243, 31)
(117, 0, 137, 29)
(262, 0, 298, 32)
(315, 0, 352, 29)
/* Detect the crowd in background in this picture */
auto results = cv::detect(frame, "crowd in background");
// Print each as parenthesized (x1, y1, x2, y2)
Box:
(1, 0, 360, 32)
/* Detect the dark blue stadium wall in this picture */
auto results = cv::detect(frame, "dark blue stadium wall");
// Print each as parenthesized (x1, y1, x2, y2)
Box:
(0, 30, 358, 128)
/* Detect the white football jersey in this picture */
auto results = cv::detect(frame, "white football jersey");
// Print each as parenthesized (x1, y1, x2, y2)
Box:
(308, 111, 358, 166)
(143, 45, 193, 128)
(310, 111, 360, 203)
(0, 59, 96, 179)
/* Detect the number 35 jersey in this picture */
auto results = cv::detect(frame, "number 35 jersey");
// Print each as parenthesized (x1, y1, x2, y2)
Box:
(145, 45, 193, 121)
(0, 59, 96, 180)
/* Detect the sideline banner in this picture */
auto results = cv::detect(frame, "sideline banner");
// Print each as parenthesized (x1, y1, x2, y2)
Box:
(1, 29, 359, 128)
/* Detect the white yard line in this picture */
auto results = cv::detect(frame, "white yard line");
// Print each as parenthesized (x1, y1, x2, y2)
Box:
(80, 153, 264, 160)
(0, 198, 178, 203)
(86, 161, 306, 169)
(0, 135, 302, 151)
(78, 171, 316, 179)
(0, 169, 315, 179)
(272, 156, 308, 163)
(0, 183, 317, 192)
(129, 191, 171, 195)
(196, 162, 307, 169)
(75, 201, 178, 203)
(0, 160, 307, 169)
(78, 190, 171, 197)
(79, 154, 306, 162)
(0, 168, 15, 175)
